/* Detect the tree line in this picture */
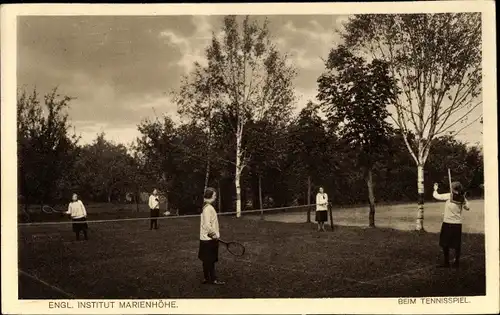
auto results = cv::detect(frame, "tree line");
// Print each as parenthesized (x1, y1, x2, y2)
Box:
(17, 14, 483, 229)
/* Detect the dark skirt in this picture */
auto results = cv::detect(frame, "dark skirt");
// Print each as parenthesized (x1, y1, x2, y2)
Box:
(439, 222, 462, 249)
(150, 209, 160, 218)
(72, 217, 88, 233)
(316, 210, 328, 223)
(198, 240, 219, 263)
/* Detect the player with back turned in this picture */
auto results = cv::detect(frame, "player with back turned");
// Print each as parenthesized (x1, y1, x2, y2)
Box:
(433, 181, 470, 268)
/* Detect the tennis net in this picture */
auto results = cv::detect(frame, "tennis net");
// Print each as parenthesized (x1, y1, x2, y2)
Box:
(18, 204, 319, 227)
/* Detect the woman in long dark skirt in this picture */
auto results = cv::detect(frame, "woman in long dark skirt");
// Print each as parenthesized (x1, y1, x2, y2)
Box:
(198, 187, 224, 285)
(433, 182, 470, 268)
(65, 193, 88, 241)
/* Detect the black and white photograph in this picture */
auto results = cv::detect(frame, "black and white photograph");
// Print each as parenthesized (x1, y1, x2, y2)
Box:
(1, 2, 498, 314)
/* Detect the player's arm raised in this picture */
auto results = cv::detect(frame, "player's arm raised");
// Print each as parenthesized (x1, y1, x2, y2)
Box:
(433, 183, 450, 201)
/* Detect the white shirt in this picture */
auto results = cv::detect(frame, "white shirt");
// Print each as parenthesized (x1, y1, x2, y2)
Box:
(316, 193, 328, 211)
(200, 204, 220, 241)
(66, 200, 87, 219)
(433, 191, 470, 224)
(149, 195, 160, 210)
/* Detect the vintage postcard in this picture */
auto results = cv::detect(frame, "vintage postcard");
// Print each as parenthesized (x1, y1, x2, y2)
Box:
(1, 2, 498, 314)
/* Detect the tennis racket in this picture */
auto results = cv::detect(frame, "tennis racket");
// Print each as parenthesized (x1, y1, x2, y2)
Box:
(41, 205, 65, 214)
(219, 239, 245, 257)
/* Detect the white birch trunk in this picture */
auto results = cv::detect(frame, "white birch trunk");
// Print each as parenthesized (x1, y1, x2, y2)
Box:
(235, 123, 243, 218)
(416, 163, 425, 231)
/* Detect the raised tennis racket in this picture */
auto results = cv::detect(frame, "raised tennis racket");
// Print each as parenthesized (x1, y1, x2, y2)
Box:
(219, 239, 245, 257)
(42, 205, 65, 214)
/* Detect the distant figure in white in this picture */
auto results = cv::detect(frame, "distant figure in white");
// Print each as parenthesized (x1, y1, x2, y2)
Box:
(148, 189, 160, 230)
(66, 193, 88, 241)
(315, 187, 328, 232)
(433, 182, 470, 268)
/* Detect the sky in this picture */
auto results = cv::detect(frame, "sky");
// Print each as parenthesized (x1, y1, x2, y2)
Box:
(17, 15, 483, 146)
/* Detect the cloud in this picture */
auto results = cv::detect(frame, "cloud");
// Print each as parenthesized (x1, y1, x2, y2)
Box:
(16, 15, 482, 146)
(159, 15, 221, 74)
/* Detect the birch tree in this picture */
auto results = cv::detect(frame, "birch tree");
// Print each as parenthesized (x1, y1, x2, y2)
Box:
(175, 16, 296, 217)
(341, 13, 482, 230)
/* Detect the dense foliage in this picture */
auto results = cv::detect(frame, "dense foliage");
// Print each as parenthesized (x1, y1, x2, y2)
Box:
(18, 88, 484, 216)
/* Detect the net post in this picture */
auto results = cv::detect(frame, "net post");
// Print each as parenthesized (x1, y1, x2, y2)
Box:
(329, 202, 334, 231)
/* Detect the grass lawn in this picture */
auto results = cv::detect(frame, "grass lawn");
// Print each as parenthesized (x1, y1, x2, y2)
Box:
(18, 201, 485, 299)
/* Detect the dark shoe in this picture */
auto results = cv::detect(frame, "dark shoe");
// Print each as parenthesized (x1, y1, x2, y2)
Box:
(202, 280, 210, 285)
(438, 263, 450, 268)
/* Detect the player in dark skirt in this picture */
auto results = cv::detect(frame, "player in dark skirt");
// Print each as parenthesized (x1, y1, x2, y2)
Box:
(148, 189, 160, 230)
(433, 182, 470, 268)
(65, 193, 88, 241)
(198, 187, 224, 285)
(315, 187, 329, 231)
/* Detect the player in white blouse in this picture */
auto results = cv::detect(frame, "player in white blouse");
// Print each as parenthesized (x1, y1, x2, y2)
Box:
(148, 189, 160, 230)
(198, 187, 224, 285)
(66, 193, 88, 241)
(315, 187, 328, 232)
(433, 182, 470, 268)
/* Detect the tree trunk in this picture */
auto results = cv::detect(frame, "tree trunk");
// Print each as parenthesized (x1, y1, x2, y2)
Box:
(367, 168, 376, 228)
(135, 187, 139, 212)
(204, 158, 210, 194)
(306, 176, 311, 223)
(165, 191, 169, 213)
(259, 175, 263, 220)
(235, 125, 243, 218)
(416, 164, 425, 231)
(218, 180, 222, 213)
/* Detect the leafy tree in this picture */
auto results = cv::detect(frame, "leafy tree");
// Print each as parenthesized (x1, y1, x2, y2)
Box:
(74, 133, 136, 203)
(136, 116, 179, 210)
(425, 136, 483, 198)
(175, 16, 296, 217)
(288, 102, 331, 222)
(342, 13, 482, 230)
(318, 46, 396, 227)
(17, 88, 79, 208)
(245, 118, 288, 215)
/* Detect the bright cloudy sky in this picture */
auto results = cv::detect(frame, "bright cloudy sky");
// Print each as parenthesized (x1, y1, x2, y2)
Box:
(17, 15, 483, 146)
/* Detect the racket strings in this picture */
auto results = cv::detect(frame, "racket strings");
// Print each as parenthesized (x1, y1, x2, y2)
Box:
(226, 242, 245, 256)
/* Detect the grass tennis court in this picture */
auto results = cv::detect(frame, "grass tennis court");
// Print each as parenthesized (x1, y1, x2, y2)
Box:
(18, 201, 485, 299)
